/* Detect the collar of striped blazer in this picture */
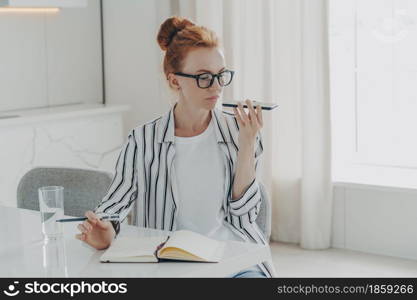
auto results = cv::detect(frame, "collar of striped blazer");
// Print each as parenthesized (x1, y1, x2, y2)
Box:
(156, 103, 232, 144)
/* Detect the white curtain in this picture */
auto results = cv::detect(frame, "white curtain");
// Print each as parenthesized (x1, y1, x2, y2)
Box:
(171, 0, 333, 249)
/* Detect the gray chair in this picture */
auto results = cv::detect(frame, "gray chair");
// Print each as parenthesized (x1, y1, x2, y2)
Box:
(256, 182, 272, 242)
(17, 167, 113, 217)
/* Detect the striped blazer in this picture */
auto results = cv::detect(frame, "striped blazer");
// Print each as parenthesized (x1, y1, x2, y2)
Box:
(94, 104, 276, 277)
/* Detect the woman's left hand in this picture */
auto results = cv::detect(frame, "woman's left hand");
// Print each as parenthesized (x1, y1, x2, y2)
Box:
(233, 99, 263, 147)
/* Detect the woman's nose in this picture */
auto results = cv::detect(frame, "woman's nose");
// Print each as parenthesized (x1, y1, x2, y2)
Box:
(210, 78, 222, 90)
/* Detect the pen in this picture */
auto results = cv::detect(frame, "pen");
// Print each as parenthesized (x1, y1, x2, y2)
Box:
(55, 214, 120, 223)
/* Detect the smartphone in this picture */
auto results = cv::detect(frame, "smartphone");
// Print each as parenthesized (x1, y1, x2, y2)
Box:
(222, 100, 278, 111)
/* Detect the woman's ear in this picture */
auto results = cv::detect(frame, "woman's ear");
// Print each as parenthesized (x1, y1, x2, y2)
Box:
(167, 73, 181, 90)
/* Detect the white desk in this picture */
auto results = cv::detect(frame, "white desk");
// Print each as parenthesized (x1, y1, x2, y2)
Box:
(0, 206, 273, 277)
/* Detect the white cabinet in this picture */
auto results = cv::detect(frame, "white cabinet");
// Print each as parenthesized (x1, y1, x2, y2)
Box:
(0, 104, 130, 207)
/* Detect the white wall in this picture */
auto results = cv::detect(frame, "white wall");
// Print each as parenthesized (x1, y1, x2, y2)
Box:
(102, 0, 174, 135)
(332, 183, 417, 260)
(0, 0, 103, 112)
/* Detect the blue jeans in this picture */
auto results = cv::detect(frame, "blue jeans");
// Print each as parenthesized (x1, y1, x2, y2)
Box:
(229, 265, 267, 278)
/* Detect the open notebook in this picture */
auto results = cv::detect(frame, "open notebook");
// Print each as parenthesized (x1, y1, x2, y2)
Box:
(100, 230, 225, 263)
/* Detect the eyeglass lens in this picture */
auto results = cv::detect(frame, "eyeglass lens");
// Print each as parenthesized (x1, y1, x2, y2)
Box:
(198, 71, 233, 88)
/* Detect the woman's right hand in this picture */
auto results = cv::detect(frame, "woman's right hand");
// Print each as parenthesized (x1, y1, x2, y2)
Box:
(75, 211, 116, 250)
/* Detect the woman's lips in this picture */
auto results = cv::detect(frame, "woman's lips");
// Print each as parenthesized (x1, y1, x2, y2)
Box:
(206, 96, 219, 101)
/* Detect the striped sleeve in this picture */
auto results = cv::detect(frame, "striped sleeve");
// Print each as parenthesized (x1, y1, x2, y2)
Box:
(93, 129, 139, 234)
(228, 131, 264, 217)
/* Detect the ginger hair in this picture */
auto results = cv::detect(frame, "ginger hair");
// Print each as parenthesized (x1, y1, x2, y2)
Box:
(157, 16, 221, 82)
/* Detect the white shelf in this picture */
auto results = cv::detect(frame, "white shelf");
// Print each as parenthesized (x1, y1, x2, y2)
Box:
(0, 103, 130, 127)
(0, 0, 87, 7)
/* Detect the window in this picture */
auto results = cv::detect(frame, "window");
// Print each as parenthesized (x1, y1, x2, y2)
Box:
(329, 0, 417, 189)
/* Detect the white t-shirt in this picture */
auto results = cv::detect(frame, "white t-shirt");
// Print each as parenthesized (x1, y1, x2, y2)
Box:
(173, 116, 244, 242)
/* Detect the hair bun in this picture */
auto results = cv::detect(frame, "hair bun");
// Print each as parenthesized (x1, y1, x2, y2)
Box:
(157, 16, 195, 51)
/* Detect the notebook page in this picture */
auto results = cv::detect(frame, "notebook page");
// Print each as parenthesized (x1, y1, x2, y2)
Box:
(163, 230, 224, 261)
(101, 235, 168, 259)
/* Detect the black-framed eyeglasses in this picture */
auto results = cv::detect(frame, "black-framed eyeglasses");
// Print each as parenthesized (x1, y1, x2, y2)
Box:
(173, 69, 235, 89)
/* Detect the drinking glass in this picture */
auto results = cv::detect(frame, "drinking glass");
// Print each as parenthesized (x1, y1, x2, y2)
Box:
(38, 186, 64, 240)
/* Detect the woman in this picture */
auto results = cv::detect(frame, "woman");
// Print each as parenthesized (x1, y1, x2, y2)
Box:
(75, 16, 275, 278)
